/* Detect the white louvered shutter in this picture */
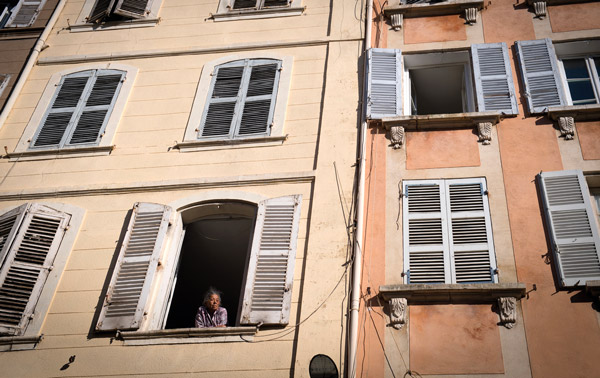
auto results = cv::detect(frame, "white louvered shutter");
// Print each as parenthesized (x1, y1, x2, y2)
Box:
(0, 6, 10, 28)
(240, 195, 302, 325)
(114, 0, 152, 19)
(0, 204, 29, 270)
(471, 43, 518, 115)
(6, 0, 43, 27)
(515, 39, 566, 114)
(88, 0, 115, 22)
(403, 181, 451, 284)
(0, 74, 10, 97)
(446, 179, 497, 283)
(366, 48, 402, 119)
(32, 70, 124, 149)
(538, 170, 600, 287)
(0, 204, 69, 335)
(96, 203, 172, 331)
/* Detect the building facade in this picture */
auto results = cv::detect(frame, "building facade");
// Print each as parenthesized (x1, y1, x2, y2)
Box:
(0, 0, 363, 376)
(359, 0, 600, 377)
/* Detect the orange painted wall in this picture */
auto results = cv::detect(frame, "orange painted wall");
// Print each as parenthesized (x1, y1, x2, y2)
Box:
(485, 1, 600, 377)
(549, 3, 600, 33)
(410, 305, 504, 375)
(577, 121, 600, 160)
(404, 15, 467, 44)
(406, 129, 480, 170)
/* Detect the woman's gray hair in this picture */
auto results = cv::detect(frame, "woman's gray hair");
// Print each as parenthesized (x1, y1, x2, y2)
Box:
(203, 287, 222, 305)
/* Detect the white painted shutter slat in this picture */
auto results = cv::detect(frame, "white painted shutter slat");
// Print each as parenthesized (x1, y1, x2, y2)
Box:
(367, 48, 402, 119)
(538, 170, 600, 287)
(96, 202, 171, 331)
(515, 39, 566, 113)
(446, 179, 497, 283)
(88, 0, 116, 22)
(237, 61, 281, 136)
(68, 72, 124, 146)
(471, 42, 518, 115)
(6, 0, 43, 27)
(0, 204, 29, 270)
(403, 181, 450, 284)
(114, 0, 151, 19)
(200, 65, 244, 138)
(0, 204, 69, 335)
(240, 195, 302, 325)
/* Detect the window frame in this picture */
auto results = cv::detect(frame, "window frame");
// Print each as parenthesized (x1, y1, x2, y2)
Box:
(71, 0, 162, 32)
(181, 53, 292, 151)
(0, 202, 84, 349)
(557, 55, 600, 106)
(213, 0, 303, 22)
(12, 64, 138, 161)
(4, 0, 46, 28)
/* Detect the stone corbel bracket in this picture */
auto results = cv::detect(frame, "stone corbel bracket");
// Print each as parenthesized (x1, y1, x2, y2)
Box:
(533, 1, 547, 18)
(381, 111, 503, 149)
(547, 104, 600, 141)
(380, 283, 526, 329)
(383, 0, 484, 29)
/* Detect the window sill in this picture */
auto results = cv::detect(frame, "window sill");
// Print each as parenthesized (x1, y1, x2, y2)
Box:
(547, 104, 600, 122)
(118, 327, 257, 346)
(176, 135, 287, 152)
(6, 145, 114, 161)
(212, 6, 305, 22)
(379, 283, 526, 304)
(384, 0, 484, 18)
(0, 334, 42, 352)
(526, 0, 591, 5)
(69, 18, 160, 33)
(381, 111, 510, 131)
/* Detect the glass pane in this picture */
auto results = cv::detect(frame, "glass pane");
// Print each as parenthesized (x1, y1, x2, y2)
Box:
(595, 57, 600, 75)
(563, 59, 590, 79)
(568, 80, 596, 104)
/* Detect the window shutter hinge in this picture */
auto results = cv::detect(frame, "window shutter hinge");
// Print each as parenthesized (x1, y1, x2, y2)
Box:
(278, 67, 283, 72)
(47, 265, 54, 272)
(483, 190, 489, 195)
(29, 313, 35, 319)
(269, 123, 274, 129)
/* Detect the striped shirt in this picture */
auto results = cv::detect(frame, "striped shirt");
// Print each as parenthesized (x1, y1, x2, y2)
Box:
(195, 306, 228, 328)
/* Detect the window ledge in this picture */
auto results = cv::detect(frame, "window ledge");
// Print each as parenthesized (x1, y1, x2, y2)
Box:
(547, 104, 600, 122)
(118, 327, 257, 346)
(69, 18, 160, 33)
(0, 334, 42, 352)
(587, 280, 600, 298)
(384, 0, 484, 18)
(381, 111, 509, 131)
(526, 0, 591, 5)
(6, 145, 114, 162)
(176, 135, 287, 152)
(379, 283, 526, 304)
(212, 7, 304, 22)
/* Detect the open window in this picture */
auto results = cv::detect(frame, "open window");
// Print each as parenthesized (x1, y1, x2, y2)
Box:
(366, 43, 518, 119)
(0, 0, 45, 28)
(71, 0, 162, 30)
(402, 178, 498, 284)
(96, 195, 302, 334)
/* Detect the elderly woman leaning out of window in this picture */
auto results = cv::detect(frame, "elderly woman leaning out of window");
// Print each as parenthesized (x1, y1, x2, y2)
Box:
(195, 288, 228, 328)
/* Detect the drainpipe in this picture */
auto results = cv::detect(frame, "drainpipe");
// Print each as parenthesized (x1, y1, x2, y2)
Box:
(0, 0, 67, 130)
(348, 0, 373, 377)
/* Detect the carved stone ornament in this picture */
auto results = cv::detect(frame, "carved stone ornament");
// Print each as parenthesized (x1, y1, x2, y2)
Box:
(558, 116, 575, 140)
(477, 122, 492, 145)
(389, 297, 407, 329)
(498, 297, 517, 329)
(533, 1, 547, 18)
(390, 13, 403, 31)
(390, 126, 405, 149)
(464, 7, 477, 24)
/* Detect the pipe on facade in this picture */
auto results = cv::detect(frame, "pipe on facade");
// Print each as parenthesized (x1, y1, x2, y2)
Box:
(348, 0, 372, 376)
(0, 0, 67, 130)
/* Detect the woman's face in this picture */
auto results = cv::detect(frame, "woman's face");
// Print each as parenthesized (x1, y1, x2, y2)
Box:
(206, 294, 220, 311)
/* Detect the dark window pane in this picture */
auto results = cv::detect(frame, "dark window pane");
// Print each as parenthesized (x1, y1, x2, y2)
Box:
(563, 59, 590, 80)
(567, 80, 596, 104)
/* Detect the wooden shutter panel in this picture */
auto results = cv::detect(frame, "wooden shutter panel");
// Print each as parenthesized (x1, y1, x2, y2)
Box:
(471, 42, 518, 115)
(237, 61, 281, 136)
(366, 48, 402, 119)
(88, 0, 116, 23)
(68, 71, 124, 146)
(240, 195, 302, 325)
(6, 0, 42, 27)
(515, 39, 566, 114)
(538, 170, 600, 287)
(0, 204, 69, 335)
(446, 179, 497, 283)
(0, 6, 10, 28)
(0, 204, 29, 270)
(403, 181, 450, 284)
(114, 0, 152, 19)
(96, 203, 172, 331)
(199, 64, 245, 138)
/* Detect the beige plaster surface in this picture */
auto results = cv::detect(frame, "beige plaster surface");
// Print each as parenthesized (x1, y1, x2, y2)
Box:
(406, 129, 481, 170)
(549, 3, 600, 33)
(404, 15, 467, 44)
(481, 0, 535, 43)
(575, 121, 600, 161)
(409, 304, 504, 375)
